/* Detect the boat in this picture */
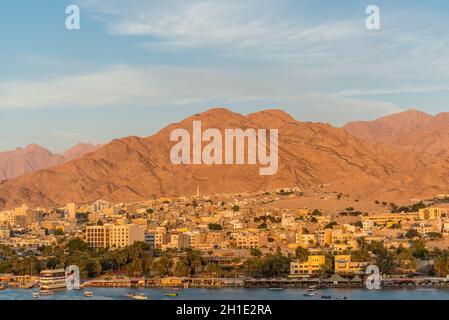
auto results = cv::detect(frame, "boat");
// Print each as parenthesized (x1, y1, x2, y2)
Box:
(127, 292, 149, 300)
(165, 293, 179, 297)
(39, 289, 54, 296)
(321, 295, 332, 299)
(336, 296, 348, 300)
(171, 287, 181, 291)
(39, 269, 67, 290)
(268, 287, 284, 291)
(84, 291, 93, 297)
(303, 292, 315, 297)
(20, 283, 35, 289)
(307, 285, 317, 292)
(32, 292, 40, 299)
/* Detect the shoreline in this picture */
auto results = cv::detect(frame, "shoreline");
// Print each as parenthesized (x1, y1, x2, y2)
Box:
(81, 277, 449, 290)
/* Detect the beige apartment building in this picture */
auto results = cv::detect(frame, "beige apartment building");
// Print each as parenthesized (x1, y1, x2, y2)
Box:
(206, 231, 225, 246)
(0, 211, 14, 225)
(86, 224, 145, 249)
(235, 232, 268, 249)
(418, 207, 444, 220)
(367, 213, 418, 225)
(66, 203, 77, 221)
(295, 233, 317, 248)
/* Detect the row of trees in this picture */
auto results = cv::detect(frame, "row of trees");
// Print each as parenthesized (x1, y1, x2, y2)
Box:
(2, 236, 449, 279)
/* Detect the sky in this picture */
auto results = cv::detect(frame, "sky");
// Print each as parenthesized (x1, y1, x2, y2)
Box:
(1, 0, 449, 152)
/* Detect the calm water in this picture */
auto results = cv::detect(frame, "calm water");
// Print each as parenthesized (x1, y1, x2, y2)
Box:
(1, 287, 449, 300)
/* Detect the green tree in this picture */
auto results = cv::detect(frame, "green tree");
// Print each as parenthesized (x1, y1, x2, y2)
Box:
(243, 258, 261, 277)
(324, 222, 337, 229)
(410, 239, 429, 259)
(258, 223, 267, 229)
(295, 247, 309, 262)
(434, 253, 449, 277)
(182, 250, 203, 276)
(395, 250, 417, 274)
(375, 250, 397, 275)
(250, 248, 262, 257)
(208, 223, 223, 231)
(154, 256, 173, 277)
(126, 259, 143, 277)
(54, 229, 64, 236)
(142, 256, 153, 277)
(66, 238, 89, 254)
(205, 263, 222, 277)
(85, 259, 102, 278)
(173, 261, 190, 277)
(405, 229, 420, 239)
(259, 253, 291, 278)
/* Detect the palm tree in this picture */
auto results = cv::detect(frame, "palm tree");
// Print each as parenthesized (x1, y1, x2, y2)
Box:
(434, 254, 449, 277)
(173, 261, 190, 277)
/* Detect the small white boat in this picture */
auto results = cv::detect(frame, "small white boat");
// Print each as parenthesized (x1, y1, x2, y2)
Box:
(32, 292, 40, 299)
(84, 291, 93, 297)
(127, 292, 149, 300)
(303, 292, 315, 297)
(39, 290, 53, 296)
(268, 287, 284, 291)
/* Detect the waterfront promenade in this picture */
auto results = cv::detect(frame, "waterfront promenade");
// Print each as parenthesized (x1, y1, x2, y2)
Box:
(82, 275, 449, 289)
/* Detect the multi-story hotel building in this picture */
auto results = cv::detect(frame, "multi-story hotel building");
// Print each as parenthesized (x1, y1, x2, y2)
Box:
(235, 232, 268, 249)
(290, 255, 326, 276)
(418, 207, 444, 220)
(334, 255, 368, 274)
(85, 224, 145, 249)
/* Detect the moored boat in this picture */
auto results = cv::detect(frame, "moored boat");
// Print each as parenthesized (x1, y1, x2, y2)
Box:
(20, 283, 35, 289)
(84, 291, 93, 297)
(127, 292, 149, 300)
(165, 293, 178, 297)
(303, 292, 315, 297)
(39, 289, 53, 296)
(39, 269, 67, 290)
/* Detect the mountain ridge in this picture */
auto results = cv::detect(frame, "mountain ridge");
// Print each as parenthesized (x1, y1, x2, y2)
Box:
(0, 107, 444, 210)
(0, 143, 101, 181)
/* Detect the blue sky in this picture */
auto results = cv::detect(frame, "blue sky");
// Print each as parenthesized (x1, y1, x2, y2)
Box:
(1, 0, 449, 152)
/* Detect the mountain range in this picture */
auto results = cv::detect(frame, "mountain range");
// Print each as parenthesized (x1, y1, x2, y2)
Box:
(343, 109, 449, 158)
(0, 108, 448, 209)
(0, 143, 100, 181)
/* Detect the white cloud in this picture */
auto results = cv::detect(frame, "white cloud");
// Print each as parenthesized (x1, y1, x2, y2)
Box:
(0, 66, 154, 108)
(79, 0, 363, 57)
(335, 85, 449, 97)
(2, 1, 446, 124)
(76, 0, 449, 97)
(0, 64, 400, 125)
